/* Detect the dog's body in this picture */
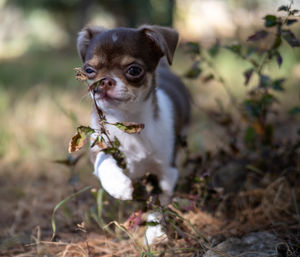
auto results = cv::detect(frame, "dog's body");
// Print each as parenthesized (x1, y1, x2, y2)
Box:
(77, 25, 190, 242)
(90, 59, 190, 204)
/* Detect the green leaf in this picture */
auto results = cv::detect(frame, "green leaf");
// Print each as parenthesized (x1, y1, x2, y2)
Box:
(91, 135, 107, 149)
(272, 79, 285, 91)
(259, 75, 271, 88)
(184, 61, 202, 79)
(226, 44, 242, 55)
(113, 137, 120, 148)
(288, 106, 300, 115)
(113, 122, 145, 134)
(286, 19, 297, 26)
(244, 99, 261, 118)
(203, 74, 214, 82)
(277, 5, 289, 12)
(68, 126, 95, 153)
(247, 30, 268, 41)
(185, 42, 200, 55)
(272, 36, 282, 49)
(51, 186, 92, 240)
(244, 126, 256, 149)
(90, 136, 99, 148)
(208, 41, 220, 57)
(282, 30, 300, 47)
(290, 9, 299, 15)
(243, 68, 254, 86)
(261, 94, 278, 106)
(103, 147, 118, 155)
(264, 15, 278, 27)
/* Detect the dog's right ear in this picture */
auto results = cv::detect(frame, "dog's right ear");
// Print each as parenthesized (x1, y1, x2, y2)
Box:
(77, 26, 105, 61)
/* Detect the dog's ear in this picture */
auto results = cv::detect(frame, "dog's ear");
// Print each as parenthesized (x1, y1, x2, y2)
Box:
(139, 25, 179, 65)
(77, 26, 105, 61)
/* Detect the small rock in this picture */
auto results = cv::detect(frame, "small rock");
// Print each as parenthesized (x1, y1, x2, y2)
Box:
(204, 231, 283, 257)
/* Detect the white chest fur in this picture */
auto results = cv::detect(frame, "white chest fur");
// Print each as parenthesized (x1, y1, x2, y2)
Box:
(91, 89, 175, 179)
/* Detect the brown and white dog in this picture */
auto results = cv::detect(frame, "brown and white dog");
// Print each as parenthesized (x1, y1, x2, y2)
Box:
(77, 25, 190, 243)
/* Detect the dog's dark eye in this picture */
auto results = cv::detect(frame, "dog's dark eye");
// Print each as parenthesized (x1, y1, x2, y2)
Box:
(127, 65, 143, 77)
(85, 67, 95, 74)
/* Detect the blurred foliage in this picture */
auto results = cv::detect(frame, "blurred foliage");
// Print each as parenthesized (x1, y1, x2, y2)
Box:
(8, 0, 175, 31)
(184, 2, 300, 152)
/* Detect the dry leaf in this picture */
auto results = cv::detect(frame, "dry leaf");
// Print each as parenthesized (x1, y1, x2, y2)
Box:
(68, 126, 95, 153)
(74, 67, 88, 81)
(113, 122, 145, 134)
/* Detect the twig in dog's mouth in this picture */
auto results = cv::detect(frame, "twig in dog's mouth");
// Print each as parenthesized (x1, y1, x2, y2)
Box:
(69, 67, 145, 170)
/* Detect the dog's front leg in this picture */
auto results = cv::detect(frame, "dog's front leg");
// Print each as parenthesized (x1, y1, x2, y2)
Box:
(93, 152, 133, 200)
(144, 167, 178, 245)
(158, 167, 179, 206)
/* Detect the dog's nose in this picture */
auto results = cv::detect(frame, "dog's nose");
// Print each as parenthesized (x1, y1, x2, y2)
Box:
(100, 77, 116, 90)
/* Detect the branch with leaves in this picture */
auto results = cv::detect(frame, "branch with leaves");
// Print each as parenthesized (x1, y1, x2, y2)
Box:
(184, 1, 299, 150)
(69, 68, 144, 169)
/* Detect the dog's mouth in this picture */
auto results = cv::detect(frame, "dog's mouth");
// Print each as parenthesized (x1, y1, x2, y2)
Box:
(89, 79, 132, 104)
(94, 90, 119, 102)
(92, 88, 131, 104)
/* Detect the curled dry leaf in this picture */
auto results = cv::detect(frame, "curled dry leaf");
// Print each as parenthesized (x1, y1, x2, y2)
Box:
(74, 67, 88, 81)
(113, 122, 145, 134)
(68, 126, 95, 153)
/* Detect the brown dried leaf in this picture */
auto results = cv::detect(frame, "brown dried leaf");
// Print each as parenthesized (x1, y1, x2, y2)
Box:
(68, 126, 95, 153)
(113, 122, 145, 134)
(74, 67, 88, 81)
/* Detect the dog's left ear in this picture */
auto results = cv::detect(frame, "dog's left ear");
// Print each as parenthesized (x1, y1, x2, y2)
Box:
(77, 26, 105, 61)
(140, 25, 179, 65)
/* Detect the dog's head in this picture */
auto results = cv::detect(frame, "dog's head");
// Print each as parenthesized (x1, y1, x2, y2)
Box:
(77, 25, 179, 112)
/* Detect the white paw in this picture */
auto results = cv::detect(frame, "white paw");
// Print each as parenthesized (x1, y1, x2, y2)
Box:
(94, 153, 133, 200)
(144, 213, 168, 245)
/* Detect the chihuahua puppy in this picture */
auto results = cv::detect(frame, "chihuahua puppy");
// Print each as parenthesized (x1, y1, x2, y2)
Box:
(77, 25, 190, 242)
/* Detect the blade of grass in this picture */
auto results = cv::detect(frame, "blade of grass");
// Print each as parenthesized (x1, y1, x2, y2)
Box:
(97, 188, 104, 220)
(51, 185, 92, 240)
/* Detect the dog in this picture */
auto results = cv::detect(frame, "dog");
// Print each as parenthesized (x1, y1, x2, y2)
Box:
(77, 25, 190, 243)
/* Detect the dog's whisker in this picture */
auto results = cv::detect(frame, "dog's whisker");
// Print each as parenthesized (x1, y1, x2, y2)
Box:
(80, 92, 92, 103)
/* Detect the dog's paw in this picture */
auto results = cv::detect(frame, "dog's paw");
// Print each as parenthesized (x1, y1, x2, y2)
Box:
(102, 170, 133, 200)
(144, 212, 168, 245)
(94, 153, 133, 200)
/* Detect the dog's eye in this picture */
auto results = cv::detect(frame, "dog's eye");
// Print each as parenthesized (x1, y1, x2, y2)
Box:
(127, 65, 143, 77)
(85, 67, 95, 74)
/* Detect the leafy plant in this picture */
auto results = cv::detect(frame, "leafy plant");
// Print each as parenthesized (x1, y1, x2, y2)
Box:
(184, 0, 299, 151)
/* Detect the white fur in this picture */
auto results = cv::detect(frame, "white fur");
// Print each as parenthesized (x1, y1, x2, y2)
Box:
(92, 80, 177, 204)
(145, 212, 168, 245)
(93, 152, 133, 200)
